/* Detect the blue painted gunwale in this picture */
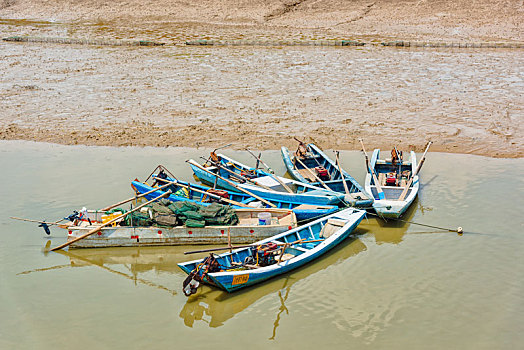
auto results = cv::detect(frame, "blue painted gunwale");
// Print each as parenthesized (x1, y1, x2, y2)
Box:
(131, 179, 339, 221)
(365, 149, 419, 218)
(178, 208, 365, 292)
(188, 156, 346, 206)
(281, 144, 373, 208)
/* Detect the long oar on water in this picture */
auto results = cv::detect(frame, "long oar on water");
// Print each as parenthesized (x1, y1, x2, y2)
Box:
(359, 139, 385, 200)
(245, 149, 294, 194)
(152, 177, 251, 208)
(187, 160, 277, 208)
(49, 190, 172, 251)
(398, 141, 432, 201)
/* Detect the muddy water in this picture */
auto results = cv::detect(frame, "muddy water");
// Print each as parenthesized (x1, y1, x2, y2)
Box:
(0, 39, 522, 156)
(0, 141, 522, 349)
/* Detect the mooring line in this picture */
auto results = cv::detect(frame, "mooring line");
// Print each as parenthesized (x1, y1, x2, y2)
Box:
(359, 207, 464, 234)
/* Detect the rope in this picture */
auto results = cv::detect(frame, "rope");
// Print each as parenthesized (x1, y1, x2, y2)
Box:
(361, 207, 462, 233)
(230, 162, 256, 175)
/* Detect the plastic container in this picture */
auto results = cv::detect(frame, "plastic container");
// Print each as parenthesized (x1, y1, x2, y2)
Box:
(258, 212, 272, 226)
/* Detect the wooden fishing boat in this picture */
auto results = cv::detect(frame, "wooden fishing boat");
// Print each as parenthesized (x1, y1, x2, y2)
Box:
(131, 178, 339, 222)
(65, 208, 297, 248)
(364, 149, 418, 218)
(178, 207, 365, 293)
(188, 155, 346, 206)
(281, 143, 373, 207)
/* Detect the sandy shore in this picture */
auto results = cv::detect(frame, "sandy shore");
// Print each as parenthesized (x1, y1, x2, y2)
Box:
(1, 1, 523, 157)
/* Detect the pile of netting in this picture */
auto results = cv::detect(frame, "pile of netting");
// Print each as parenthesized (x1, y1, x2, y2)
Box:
(117, 199, 239, 228)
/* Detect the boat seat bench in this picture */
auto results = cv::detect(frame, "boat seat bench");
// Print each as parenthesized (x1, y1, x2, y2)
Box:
(319, 218, 346, 238)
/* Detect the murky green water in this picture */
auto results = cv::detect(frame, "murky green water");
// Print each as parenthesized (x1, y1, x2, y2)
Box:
(0, 141, 522, 349)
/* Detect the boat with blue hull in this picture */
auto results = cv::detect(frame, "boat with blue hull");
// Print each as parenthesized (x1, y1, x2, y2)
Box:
(281, 143, 373, 207)
(188, 156, 346, 206)
(364, 149, 419, 218)
(131, 178, 339, 222)
(178, 208, 365, 293)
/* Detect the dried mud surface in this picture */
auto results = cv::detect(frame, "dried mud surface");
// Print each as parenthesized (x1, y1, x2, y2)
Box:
(1, 1, 523, 157)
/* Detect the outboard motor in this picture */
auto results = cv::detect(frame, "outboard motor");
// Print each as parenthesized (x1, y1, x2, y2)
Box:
(255, 242, 279, 267)
(182, 254, 221, 296)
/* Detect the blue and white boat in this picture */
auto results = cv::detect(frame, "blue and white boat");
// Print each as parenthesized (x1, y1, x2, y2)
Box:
(131, 178, 339, 222)
(281, 143, 373, 207)
(178, 208, 365, 293)
(188, 155, 346, 206)
(364, 149, 419, 218)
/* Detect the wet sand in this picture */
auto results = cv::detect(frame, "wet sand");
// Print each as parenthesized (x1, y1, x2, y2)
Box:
(1, 1, 523, 157)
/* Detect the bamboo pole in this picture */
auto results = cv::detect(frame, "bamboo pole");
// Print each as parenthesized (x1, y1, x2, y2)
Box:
(398, 142, 432, 201)
(102, 182, 173, 211)
(334, 151, 351, 197)
(153, 177, 252, 208)
(50, 190, 172, 251)
(10, 217, 65, 226)
(294, 156, 332, 191)
(187, 160, 277, 208)
(245, 149, 294, 194)
(359, 139, 385, 200)
(202, 157, 275, 192)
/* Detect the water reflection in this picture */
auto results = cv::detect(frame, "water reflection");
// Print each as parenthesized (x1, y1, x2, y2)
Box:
(269, 285, 291, 340)
(358, 198, 419, 245)
(20, 246, 194, 295)
(179, 236, 367, 332)
(57, 248, 181, 295)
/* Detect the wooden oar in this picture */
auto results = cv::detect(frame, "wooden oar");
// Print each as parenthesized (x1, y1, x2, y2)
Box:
(201, 156, 276, 192)
(184, 239, 324, 255)
(101, 182, 173, 211)
(187, 160, 277, 208)
(398, 141, 432, 201)
(245, 149, 294, 194)
(294, 156, 332, 191)
(334, 151, 351, 197)
(152, 177, 251, 208)
(49, 190, 172, 251)
(359, 139, 385, 200)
